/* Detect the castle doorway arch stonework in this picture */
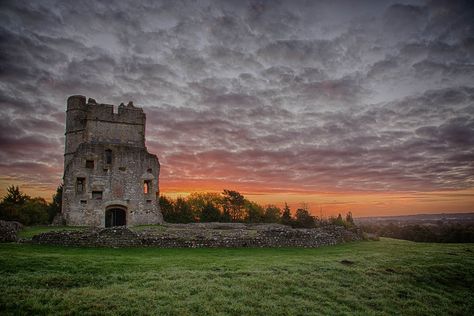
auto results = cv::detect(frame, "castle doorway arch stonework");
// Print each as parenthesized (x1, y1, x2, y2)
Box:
(105, 206, 127, 227)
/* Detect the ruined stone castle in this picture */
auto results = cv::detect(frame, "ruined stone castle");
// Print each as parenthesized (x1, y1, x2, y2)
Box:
(60, 95, 163, 227)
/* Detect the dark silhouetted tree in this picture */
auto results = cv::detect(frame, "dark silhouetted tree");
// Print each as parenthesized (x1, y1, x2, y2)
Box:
(263, 205, 281, 223)
(280, 203, 293, 226)
(187, 192, 223, 221)
(221, 209, 232, 222)
(244, 200, 265, 223)
(48, 184, 63, 223)
(174, 197, 194, 223)
(345, 211, 355, 228)
(0, 186, 48, 225)
(330, 213, 345, 227)
(19, 198, 49, 225)
(222, 189, 245, 222)
(294, 208, 316, 228)
(200, 202, 221, 222)
(159, 195, 176, 222)
(3, 185, 29, 205)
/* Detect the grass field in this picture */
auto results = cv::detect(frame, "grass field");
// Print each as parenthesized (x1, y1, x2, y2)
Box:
(18, 226, 86, 239)
(1, 239, 473, 315)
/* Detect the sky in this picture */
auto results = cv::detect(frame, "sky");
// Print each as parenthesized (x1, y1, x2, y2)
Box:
(0, 0, 473, 217)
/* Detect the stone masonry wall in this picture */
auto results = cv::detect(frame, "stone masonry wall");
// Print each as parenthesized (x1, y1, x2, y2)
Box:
(62, 143, 161, 227)
(0, 220, 23, 242)
(61, 95, 162, 227)
(28, 224, 363, 248)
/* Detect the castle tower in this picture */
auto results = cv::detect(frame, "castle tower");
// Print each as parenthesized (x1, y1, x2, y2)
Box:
(59, 95, 163, 227)
(64, 95, 87, 167)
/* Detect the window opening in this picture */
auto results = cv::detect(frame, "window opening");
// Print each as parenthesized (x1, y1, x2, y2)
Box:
(86, 160, 94, 169)
(105, 149, 112, 164)
(92, 191, 103, 200)
(144, 180, 152, 194)
(76, 177, 85, 194)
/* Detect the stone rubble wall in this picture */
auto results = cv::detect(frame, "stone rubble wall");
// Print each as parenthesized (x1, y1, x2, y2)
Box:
(28, 224, 363, 248)
(0, 220, 23, 242)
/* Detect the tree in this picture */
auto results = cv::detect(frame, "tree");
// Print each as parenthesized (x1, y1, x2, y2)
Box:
(0, 185, 48, 225)
(280, 203, 293, 226)
(48, 184, 63, 223)
(174, 197, 195, 223)
(159, 195, 175, 222)
(200, 202, 221, 222)
(244, 200, 265, 223)
(330, 213, 345, 227)
(345, 211, 355, 228)
(19, 198, 49, 225)
(220, 209, 232, 222)
(187, 192, 223, 221)
(0, 200, 17, 222)
(222, 189, 245, 222)
(2, 185, 29, 205)
(0, 185, 30, 223)
(294, 208, 316, 228)
(263, 205, 281, 223)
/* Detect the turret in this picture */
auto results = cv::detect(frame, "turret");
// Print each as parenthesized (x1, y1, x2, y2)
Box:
(64, 95, 87, 167)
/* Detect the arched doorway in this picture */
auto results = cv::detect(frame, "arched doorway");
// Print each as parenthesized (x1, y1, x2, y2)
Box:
(105, 207, 127, 227)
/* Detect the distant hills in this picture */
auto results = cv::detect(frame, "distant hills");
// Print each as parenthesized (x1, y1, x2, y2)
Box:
(355, 212, 474, 224)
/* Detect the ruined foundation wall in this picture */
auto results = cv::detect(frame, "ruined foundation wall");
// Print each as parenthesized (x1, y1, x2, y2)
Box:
(28, 225, 364, 248)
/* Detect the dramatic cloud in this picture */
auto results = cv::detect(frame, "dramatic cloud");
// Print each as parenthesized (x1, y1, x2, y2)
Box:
(0, 0, 473, 212)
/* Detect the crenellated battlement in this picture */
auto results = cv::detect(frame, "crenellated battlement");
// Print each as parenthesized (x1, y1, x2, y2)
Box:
(67, 95, 87, 110)
(66, 96, 145, 127)
(64, 95, 147, 164)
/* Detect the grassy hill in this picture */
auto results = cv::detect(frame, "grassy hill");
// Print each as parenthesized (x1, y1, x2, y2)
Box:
(0, 239, 473, 315)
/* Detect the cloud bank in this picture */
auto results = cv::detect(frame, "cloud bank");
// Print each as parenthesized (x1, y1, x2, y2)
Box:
(0, 0, 473, 199)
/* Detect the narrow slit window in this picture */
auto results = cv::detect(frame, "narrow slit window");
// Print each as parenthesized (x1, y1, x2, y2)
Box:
(105, 149, 112, 164)
(76, 177, 85, 194)
(92, 191, 103, 200)
(144, 180, 152, 194)
(86, 160, 94, 169)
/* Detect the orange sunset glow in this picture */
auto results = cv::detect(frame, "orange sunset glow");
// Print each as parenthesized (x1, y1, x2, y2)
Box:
(158, 180, 474, 217)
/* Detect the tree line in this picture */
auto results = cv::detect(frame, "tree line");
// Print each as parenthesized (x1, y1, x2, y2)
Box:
(0, 185, 355, 228)
(359, 222, 474, 243)
(0, 185, 62, 225)
(160, 189, 356, 228)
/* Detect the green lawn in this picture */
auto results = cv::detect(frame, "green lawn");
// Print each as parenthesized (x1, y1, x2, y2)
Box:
(0, 239, 473, 315)
(18, 226, 86, 239)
